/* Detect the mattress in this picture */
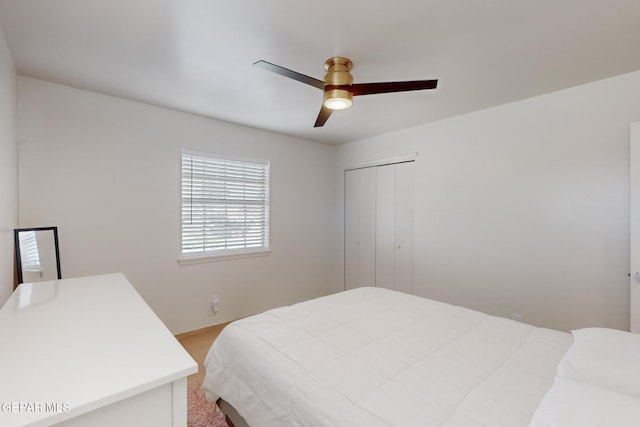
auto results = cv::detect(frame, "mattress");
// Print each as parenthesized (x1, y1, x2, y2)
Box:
(203, 287, 572, 426)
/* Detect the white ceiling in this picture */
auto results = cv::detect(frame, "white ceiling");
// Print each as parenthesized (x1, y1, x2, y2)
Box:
(0, 1, 639, 145)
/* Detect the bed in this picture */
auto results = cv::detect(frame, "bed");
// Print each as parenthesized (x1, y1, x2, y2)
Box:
(202, 287, 640, 426)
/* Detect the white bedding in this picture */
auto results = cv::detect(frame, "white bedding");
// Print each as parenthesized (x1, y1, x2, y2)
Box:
(203, 287, 572, 426)
(529, 327, 640, 426)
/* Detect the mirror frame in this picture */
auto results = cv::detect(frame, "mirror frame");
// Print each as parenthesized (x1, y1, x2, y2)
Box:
(14, 226, 62, 285)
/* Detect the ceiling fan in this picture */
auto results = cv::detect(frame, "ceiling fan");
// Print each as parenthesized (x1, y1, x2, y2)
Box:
(254, 57, 438, 127)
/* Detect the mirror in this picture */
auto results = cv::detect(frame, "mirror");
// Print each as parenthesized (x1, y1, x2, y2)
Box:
(14, 227, 61, 285)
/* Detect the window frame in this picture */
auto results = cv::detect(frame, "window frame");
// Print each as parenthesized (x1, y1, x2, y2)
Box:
(178, 149, 271, 265)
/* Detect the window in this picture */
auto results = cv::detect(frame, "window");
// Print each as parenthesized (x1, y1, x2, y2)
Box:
(180, 149, 270, 263)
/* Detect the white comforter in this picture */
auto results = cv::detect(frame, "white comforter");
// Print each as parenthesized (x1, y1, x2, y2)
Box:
(203, 287, 571, 426)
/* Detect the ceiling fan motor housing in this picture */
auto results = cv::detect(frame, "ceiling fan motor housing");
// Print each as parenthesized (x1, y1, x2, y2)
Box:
(323, 57, 353, 109)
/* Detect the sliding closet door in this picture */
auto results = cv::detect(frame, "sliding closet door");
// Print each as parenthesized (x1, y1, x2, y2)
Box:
(344, 167, 376, 290)
(345, 161, 414, 293)
(375, 162, 414, 293)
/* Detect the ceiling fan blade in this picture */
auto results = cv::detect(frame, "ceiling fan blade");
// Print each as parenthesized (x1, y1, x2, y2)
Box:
(351, 79, 438, 96)
(314, 105, 333, 127)
(254, 60, 325, 90)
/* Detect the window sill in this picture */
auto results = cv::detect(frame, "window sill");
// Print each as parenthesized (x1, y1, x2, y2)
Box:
(177, 248, 272, 265)
(23, 270, 43, 280)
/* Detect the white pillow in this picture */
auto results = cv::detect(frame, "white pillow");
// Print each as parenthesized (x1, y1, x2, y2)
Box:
(529, 377, 640, 427)
(557, 327, 640, 398)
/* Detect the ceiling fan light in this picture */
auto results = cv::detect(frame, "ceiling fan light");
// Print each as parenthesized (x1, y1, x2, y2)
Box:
(323, 88, 353, 110)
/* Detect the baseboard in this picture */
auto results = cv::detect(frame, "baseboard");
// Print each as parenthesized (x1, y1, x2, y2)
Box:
(175, 322, 230, 341)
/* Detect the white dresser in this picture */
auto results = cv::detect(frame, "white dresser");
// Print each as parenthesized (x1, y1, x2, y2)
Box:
(0, 273, 197, 427)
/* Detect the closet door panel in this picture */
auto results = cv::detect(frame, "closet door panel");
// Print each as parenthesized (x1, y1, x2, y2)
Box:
(358, 167, 377, 287)
(375, 164, 395, 290)
(394, 162, 415, 294)
(344, 169, 360, 290)
(344, 167, 377, 289)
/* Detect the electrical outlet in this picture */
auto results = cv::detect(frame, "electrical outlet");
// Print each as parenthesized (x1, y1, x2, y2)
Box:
(512, 313, 523, 322)
(210, 294, 220, 314)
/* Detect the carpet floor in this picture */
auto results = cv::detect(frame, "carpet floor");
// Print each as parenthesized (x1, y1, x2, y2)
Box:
(178, 323, 232, 427)
(187, 377, 229, 427)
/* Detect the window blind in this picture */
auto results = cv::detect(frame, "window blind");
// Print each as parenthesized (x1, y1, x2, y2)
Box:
(181, 150, 270, 256)
(19, 231, 41, 271)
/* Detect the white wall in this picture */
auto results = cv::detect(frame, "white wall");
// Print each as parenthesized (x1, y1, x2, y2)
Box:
(0, 25, 17, 305)
(17, 77, 341, 334)
(338, 71, 640, 332)
(16, 68, 640, 333)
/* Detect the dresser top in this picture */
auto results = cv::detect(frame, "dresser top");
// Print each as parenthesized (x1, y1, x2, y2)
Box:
(0, 273, 197, 426)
